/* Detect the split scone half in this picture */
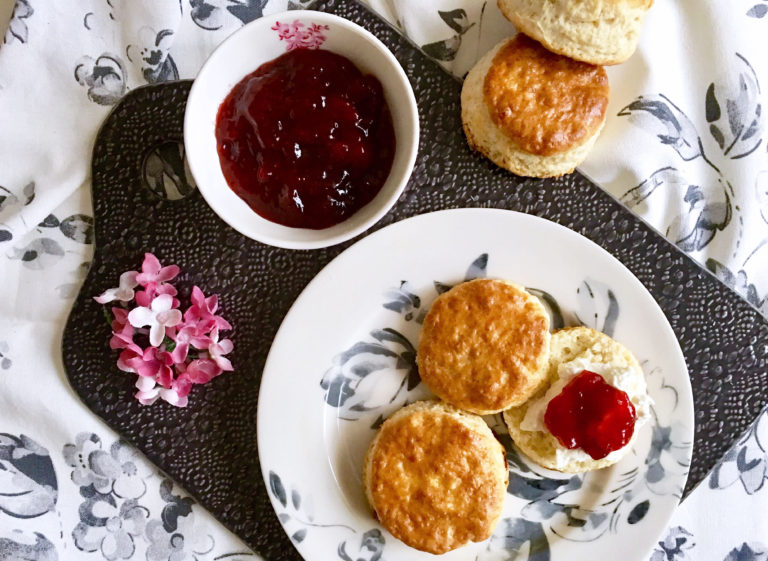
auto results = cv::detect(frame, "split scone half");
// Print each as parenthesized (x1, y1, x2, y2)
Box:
(461, 34, 609, 178)
(504, 326, 653, 473)
(498, 0, 653, 65)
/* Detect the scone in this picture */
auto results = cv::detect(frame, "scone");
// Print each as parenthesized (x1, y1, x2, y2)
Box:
(461, 34, 609, 178)
(504, 326, 653, 472)
(363, 400, 507, 554)
(417, 278, 550, 415)
(498, 0, 653, 65)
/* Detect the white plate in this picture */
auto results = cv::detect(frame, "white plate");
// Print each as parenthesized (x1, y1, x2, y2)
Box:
(257, 208, 694, 561)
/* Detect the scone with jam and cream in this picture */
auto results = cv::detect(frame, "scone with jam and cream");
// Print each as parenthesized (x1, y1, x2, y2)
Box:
(504, 326, 652, 472)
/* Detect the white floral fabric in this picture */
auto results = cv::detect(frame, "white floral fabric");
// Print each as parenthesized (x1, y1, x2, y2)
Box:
(0, 0, 766, 560)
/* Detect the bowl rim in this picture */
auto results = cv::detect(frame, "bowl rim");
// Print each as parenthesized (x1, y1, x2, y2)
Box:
(183, 9, 420, 250)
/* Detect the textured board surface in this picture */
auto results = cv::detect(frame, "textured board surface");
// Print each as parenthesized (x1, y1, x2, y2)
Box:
(62, 1, 768, 559)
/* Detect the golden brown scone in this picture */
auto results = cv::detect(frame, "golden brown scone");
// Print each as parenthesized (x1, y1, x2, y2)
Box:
(461, 34, 609, 178)
(363, 400, 507, 554)
(417, 278, 550, 415)
(498, 0, 653, 65)
(504, 326, 652, 473)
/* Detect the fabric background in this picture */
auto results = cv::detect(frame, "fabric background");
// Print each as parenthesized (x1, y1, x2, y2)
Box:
(0, 0, 767, 560)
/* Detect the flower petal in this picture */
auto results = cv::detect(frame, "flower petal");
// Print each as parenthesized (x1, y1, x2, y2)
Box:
(149, 323, 165, 347)
(94, 288, 119, 304)
(170, 343, 189, 364)
(217, 339, 234, 355)
(155, 264, 180, 283)
(128, 306, 154, 328)
(136, 389, 160, 405)
(118, 271, 139, 290)
(160, 388, 187, 407)
(186, 359, 221, 384)
(190, 286, 205, 308)
(151, 294, 174, 313)
(156, 365, 174, 388)
(135, 377, 156, 392)
(157, 309, 182, 327)
(142, 253, 161, 275)
(214, 355, 233, 372)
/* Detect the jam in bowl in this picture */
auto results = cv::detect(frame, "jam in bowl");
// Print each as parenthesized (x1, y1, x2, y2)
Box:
(184, 11, 419, 249)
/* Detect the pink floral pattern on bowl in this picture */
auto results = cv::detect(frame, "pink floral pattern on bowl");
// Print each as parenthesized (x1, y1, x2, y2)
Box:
(271, 20, 330, 50)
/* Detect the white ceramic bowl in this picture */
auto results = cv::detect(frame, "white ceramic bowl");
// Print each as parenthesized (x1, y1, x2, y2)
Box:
(184, 10, 419, 250)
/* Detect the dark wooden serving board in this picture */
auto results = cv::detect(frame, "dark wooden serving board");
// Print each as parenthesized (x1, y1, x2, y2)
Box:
(62, 1, 768, 559)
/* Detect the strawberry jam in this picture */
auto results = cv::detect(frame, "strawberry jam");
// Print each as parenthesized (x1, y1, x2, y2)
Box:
(544, 370, 637, 460)
(215, 48, 396, 229)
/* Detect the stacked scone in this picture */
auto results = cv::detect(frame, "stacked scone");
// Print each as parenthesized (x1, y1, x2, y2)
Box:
(461, 0, 654, 177)
(363, 279, 652, 554)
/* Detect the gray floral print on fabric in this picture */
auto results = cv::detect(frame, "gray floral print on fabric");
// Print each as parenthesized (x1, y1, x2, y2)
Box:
(189, 0, 270, 30)
(722, 542, 768, 561)
(0, 182, 35, 244)
(63, 434, 147, 500)
(617, 102, 734, 252)
(0, 529, 57, 561)
(72, 495, 148, 560)
(649, 526, 696, 561)
(126, 28, 179, 84)
(621, 166, 732, 253)
(145, 480, 214, 561)
(3, 0, 34, 45)
(74, 53, 127, 105)
(0, 341, 12, 370)
(706, 258, 768, 316)
(8, 238, 65, 270)
(756, 171, 768, 224)
(705, 54, 763, 159)
(421, 9, 477, 62)
(709, 407, 768, 494)
(0, 434, 58, 519)
(619, 52, 764, 254)
(62, 432, 223, 561)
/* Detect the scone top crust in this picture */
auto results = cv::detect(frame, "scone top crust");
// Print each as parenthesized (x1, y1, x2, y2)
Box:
(417, 278, 550, 414)
(483, 34, 609, 156)
(364, 401, 507, 554)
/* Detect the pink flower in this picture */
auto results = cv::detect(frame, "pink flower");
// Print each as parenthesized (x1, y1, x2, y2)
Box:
(184, 286, 231, 332)
(184, 359, 222, 384)
(94, 271, 138, 304)
(109, 308, 141, 352)
(170, 323, 212, 364)
(120, 347, 174, 386)
(128, 294, 182, 347)
(135, 377, 160, 405)
(135, 253, 179, 287)
(208, 328, 233, 372)
(111, 308, 130, 332)
(171, 370, 194, 398)
(95, 254, 235, 408)
(117, 347, 144, 373)
(159, 388, 188, 407)
(158, 371, 191, 407)
(135, 282, 178, 308)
